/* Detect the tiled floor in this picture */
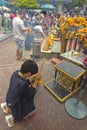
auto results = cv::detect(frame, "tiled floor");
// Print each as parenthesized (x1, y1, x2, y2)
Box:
(0, 37, 87, 130)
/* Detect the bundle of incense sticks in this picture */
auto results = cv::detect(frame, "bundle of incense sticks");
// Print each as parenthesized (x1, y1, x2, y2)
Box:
(38, 59, 45, 85)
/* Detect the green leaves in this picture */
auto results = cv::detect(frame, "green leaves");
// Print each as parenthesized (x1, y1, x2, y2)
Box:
(15, 0, 40, 9)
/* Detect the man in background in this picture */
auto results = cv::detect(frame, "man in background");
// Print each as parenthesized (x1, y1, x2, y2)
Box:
(33, 24, 46, 38)
(42, 11, 51, 36)
(42, 11, 51, 29)
(13, 10, 30, 60)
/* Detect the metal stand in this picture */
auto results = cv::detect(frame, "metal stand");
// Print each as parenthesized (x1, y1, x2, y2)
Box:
(65, 77, 87, 119)
(32, 39, 41, 61)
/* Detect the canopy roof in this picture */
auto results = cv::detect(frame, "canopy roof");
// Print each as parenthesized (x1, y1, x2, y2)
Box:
(0, 0, 9, 6)
(41, 4, 56, 10)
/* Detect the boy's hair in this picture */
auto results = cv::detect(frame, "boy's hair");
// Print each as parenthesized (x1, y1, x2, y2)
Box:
(20, 60, 38, 74)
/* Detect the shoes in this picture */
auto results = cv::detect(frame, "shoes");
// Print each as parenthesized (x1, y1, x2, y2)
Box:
(1, 102, 9, 114)
(1, 103, 14, 127)
(5, 114, 14, 127)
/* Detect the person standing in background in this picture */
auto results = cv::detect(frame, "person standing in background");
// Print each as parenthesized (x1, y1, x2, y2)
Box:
(4, 10, 10, 19)
(42, 11, 51, 35)
(4, 10, 10, 29)
(10, 12, 15, 20)
(42, 11, 51, 29)
(13, 10, 30, 60)
(8, 12, 15, 31)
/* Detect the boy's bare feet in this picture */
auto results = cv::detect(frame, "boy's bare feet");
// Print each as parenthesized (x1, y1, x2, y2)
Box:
(16, 57, 21, 60)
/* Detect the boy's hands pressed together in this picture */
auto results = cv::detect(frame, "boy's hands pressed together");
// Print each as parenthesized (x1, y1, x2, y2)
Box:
(29, 72, 42, 88)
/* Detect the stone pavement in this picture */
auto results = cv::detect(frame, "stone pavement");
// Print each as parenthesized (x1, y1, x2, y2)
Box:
(0, 37, 87, 130)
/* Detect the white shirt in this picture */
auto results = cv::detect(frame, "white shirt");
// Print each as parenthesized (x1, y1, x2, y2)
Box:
(13, 17, 25, 40)
(33, 25, 43, 33)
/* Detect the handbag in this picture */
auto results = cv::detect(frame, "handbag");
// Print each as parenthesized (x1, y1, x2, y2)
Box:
(9, 80, 23, 122)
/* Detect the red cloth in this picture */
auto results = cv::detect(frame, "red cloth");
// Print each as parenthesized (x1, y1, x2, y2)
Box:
(10, 13, 15, 20)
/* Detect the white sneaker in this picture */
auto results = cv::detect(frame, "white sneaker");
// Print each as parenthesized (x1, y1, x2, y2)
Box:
(1, 102, 8, 113)
(5, 114, 14, 127)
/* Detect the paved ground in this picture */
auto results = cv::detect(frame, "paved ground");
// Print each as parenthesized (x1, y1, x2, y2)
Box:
(0, 37, 87, 130)
(0, 32, 13, 42)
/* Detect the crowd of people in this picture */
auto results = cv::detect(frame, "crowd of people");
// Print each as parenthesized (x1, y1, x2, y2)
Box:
(11, 10, 61, 61)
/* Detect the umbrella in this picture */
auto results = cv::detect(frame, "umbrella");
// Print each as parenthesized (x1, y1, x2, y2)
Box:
(1, 0, 9, 6)
(40, 4, 56, 10)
